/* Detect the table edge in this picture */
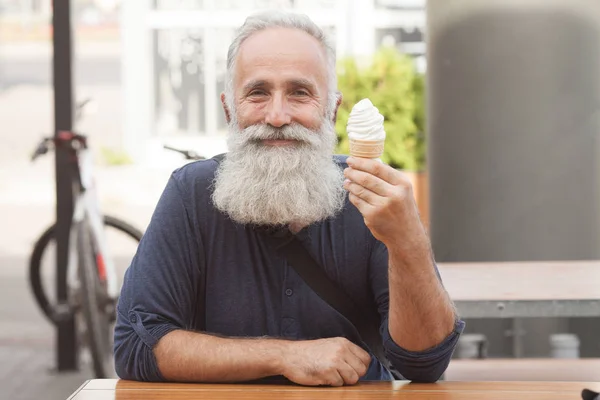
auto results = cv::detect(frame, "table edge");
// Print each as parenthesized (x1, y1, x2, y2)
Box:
(66, 380, 91, 400)
(82, 379, 600, 392)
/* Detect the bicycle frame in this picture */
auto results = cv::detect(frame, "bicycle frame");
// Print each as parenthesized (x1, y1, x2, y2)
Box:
(56, 133, 120, 302)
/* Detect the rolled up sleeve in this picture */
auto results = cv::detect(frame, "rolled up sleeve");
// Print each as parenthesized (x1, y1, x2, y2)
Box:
(383, 318, 465, 382)
(114, 170, 203, 381)
(113, 309, 180, 381)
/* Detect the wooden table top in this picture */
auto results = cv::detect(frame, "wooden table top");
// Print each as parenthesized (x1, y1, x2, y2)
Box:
(437, 260, 600, 301)
(68, 379, 600, 400)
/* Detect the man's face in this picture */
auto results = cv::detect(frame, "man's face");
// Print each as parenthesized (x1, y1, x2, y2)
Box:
(212, 27, 345, 227)
(229, 27, 330, 141)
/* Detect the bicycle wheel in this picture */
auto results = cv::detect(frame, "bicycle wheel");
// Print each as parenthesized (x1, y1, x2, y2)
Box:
(28, 215, 143, 325)
(77, 216, 113, 378)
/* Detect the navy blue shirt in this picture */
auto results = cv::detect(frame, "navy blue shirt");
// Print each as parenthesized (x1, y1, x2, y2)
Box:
(114, 155, 464, 383)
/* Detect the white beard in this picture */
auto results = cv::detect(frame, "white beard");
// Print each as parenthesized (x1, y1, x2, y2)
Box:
(211, 119, 346, 227)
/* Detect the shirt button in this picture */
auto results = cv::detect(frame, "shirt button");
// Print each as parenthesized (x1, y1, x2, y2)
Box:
(130, 315, 137, 323)
(285, 289, 293, 296)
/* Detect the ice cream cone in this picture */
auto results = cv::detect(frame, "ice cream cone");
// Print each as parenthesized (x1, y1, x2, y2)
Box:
(349, 138, 385, 159)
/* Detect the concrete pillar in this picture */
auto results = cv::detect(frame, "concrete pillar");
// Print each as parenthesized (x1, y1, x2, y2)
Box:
(427, 0, 600, 357)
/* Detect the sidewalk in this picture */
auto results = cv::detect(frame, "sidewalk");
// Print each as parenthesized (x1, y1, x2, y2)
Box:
(0, 235, 108, 400)
(0, 347, 90, 400)
(0, 273, 93, 400)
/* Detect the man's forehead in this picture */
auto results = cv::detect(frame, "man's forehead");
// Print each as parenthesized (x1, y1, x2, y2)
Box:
(239, 27, 327, 59)
(235, 27, 329, 84)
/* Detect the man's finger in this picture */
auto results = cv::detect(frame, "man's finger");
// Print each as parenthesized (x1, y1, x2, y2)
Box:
(337, 362, 360, 385)
(345, 352, 369, 378)
(344, 167, 393, 197)
(343, 179, 382, 205)
(325, 370, 345, 387)
(346, 156, 403, 186)
(347, 344, 373, 371)
(348, 192, 375, 215)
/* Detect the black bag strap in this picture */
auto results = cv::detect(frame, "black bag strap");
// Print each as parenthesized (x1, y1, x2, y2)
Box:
(211, 153, 226, 163)
(277, 237, 397, 376)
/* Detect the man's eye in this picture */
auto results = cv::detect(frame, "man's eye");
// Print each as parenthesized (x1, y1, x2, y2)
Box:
(293, 90, 309, 96)
(248, 90, 266, 97)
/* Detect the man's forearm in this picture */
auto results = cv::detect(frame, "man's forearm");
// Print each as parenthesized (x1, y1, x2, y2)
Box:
(154, 330, 287, 382)
(387, 247, 456, 352)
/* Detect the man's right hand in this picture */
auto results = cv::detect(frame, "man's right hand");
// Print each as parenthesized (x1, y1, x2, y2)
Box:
(279, 337, 372, 386)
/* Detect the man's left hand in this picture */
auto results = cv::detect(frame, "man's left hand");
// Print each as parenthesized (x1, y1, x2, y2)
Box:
(343, 156, 430, 257)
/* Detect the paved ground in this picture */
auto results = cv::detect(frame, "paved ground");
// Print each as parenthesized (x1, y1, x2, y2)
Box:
(0, 274, 92, 400)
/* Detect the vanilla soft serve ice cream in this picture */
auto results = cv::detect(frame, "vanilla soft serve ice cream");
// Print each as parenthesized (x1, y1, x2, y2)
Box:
(347, 98, 386, 159)
(347, 98, 386, 141)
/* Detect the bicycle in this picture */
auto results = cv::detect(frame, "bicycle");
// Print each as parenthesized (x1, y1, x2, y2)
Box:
(28, 108, 144, 378)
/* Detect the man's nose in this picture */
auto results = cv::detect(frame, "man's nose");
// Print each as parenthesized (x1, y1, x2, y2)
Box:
(265, 94, 292, 127)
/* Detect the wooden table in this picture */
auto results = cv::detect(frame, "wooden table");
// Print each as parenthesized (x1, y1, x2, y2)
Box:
(68, 379, 600, 400)
(437, 260, 600, 318)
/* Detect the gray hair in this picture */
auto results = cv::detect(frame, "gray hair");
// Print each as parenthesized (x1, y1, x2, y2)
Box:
(224, 10, 339, 119)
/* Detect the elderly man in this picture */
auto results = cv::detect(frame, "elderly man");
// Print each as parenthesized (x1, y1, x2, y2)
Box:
(114, 10, 464, 386)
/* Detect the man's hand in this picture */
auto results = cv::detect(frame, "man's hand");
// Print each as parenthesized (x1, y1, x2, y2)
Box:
(343, 157, 429, 257)
(279, 337, 371, 386)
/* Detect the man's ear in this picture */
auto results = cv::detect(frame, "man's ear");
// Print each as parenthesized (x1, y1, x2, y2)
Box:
(332, 91, 342, 123)
(220, 92, 231, 124)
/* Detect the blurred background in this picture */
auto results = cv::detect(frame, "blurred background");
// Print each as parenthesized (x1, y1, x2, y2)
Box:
(1, 0, 599, 399)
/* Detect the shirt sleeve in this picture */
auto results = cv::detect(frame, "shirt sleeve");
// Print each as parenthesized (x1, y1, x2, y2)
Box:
(113, 170, 203, 381)
(369, 240, 465, 383)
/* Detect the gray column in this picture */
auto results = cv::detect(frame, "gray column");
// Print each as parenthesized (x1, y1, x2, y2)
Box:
(427, 0, 600, 357)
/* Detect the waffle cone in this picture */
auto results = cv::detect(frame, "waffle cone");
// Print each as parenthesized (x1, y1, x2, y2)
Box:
(349, 138, 385, 159)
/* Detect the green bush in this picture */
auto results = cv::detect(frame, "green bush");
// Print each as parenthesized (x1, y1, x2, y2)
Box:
(335, 47, 426, 171)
